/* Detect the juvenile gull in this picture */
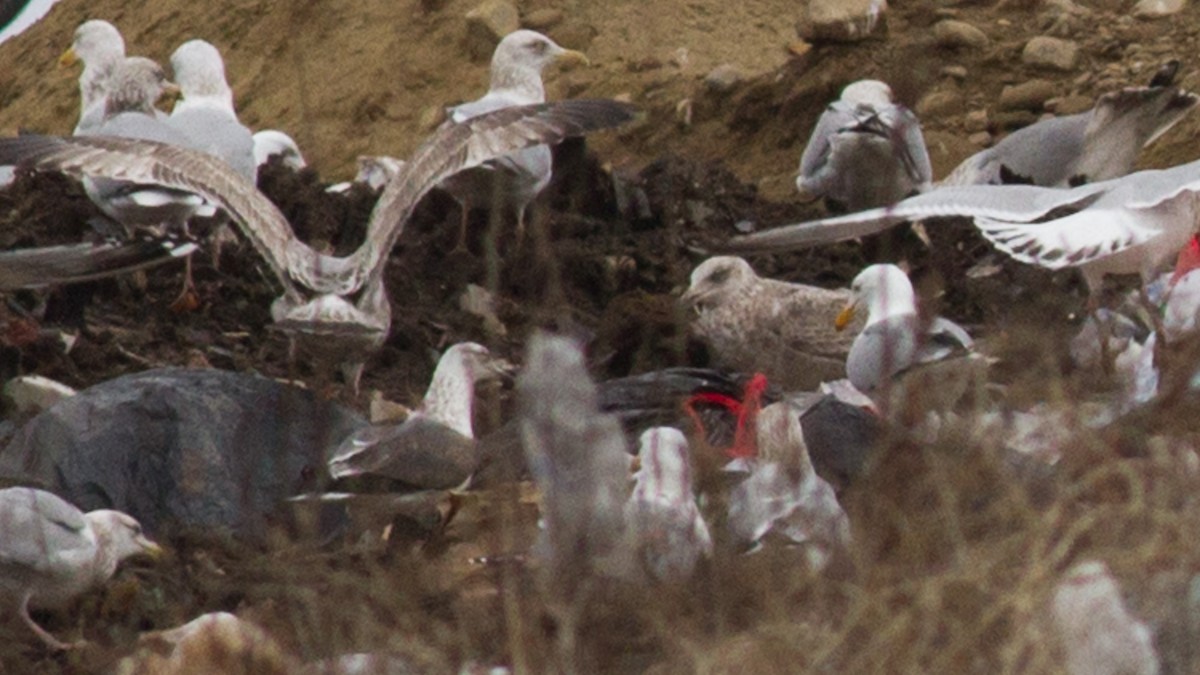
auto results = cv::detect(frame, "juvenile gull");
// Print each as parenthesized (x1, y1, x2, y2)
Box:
(252, 130, 307, 174)
(942, 72, 1198, 188)
(59, 20, 127, 135)
(0, 99, 636, 392)
(837, 264, 980, 411)
(797, 79, 932, 212)
(0, 486, 161, 650)
(624, 427, 712, 582)
(439, 29, 591, 248)
(679, 256, 863, 390)
(327, 342, 510, 489)
(166, 40, 256, 182)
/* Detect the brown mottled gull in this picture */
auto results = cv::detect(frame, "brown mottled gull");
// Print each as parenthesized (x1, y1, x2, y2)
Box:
(679, 256, 863, 390)
(0, 99, 635, 392)
(0, 487, 161, 650)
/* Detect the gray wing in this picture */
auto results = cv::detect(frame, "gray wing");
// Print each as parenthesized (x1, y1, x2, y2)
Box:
(916, 316, 974, 364)
(328, 417, 479, 490)
(0, 488, 90, 574)
(0, 236, 197, 289)
(846, 315, 920, 392)
(797, 102, 855, 188)
(166, 107, 257, 182)
(0, 134, 324, 297)
(722, 179, 1114, 254)
(351, 99, 637, 289)
(1074, 86, 1200, 184)
(942, 115, 1089, 188)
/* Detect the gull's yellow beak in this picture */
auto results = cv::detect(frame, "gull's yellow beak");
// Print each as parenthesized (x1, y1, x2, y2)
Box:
(159, 81, 182, 108)
(139, 538, 165, 561)
(58, 46, 79, 69)
(835, 301, 858, 332)
(556, 49, 590, 69)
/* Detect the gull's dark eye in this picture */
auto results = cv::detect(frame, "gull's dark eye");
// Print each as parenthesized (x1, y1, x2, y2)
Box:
(707, 268, 730, 285)
(529, 40, 548, 55)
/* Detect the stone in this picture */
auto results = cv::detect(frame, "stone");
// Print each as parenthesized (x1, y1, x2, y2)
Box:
(933, 20, 990, 50)
(704, 64, 743, 94)
(1022, 36, 1080, 71)
(968, 131, 992, 147)
(916, 90, 963, 118)
(798, 0, 887, 43)
(1134, 0, 1187, 17)
(1046, 94, 1093, 115)
(964, 109, 989, 133)
(941, 65, 968, 80)
(522, 8, 564, 30)
(997, 79, 1056, 111)
(465, 0, 520, 60)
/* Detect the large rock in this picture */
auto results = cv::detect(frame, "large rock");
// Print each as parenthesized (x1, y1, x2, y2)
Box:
(933, 20, 990, 50)
(798, 0, 887, 43)
(998, 79, 1057, 111)
(1133, 0, 1187, 17)
(1022, 36, 1080, 71)
(465, 0, 520, 60)
(0, 368, 365, 540)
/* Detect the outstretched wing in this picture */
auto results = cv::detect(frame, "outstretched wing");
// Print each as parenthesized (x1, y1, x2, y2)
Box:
(0, 236, 197, 289)
(351, 99, 638, 290)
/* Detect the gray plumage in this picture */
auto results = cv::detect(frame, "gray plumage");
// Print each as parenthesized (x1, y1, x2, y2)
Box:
(165, 40, 256, 182)
(61, 20, 126, 135)
(0, 487, 160, 650)
(679, 256, 863, 390)
(942, 83, 1198, 188)
(797, 79, 932, 212)
(0, 99, 635, 391)
(439, 30, 591, 242)
(518, 332, 632, 588)
(327, 343, 508, 489)
(724, 158, 1200, 300)
(0, 237, 197, 290)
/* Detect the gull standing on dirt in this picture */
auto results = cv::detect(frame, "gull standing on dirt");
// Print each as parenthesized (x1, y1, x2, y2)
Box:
(943, 67, 1198, 188)
(796, 79, 932, 212)
(624, 427, 712, 582)
(837, 264, 980, 410)
(0, 99, 636, 392)
(252, 129, 307, 175)
(59, 20, 127, 135)
(679, 256, 864, 390)
(0, 486, 161, 650)
(439, 29, 591, 249)
(327, 342, 511, 489)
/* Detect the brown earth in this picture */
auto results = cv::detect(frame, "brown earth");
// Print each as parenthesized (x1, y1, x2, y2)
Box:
(1, 0, 1200, 672)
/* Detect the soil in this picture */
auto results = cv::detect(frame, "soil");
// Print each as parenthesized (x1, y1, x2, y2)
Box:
(0, 0, 1199, 672)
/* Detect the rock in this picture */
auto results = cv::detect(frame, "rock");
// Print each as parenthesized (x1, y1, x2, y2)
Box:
(704, 64, 743, 94)
(798, 0, 887, 43)
(464, 0, 520, 60)
(968, 131, 992, 147)
(933, 20, 990, 50)
(991, 110, 1040, 131)
(1134, 0, 1187, 17)
(0, 368, 365, 541)
(998, 79, 1056, 111)
(459, 283, 507, 337)
(1046, 94, 1093, 115)
(522, 8, 564, 30)
(964, 109, 989, 133)
(916, 90, 964, 118)
(940, 65, 968, 80)
(1022, 36, 1080, 71)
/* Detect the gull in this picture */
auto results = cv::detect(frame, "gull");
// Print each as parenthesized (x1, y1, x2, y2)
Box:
(59, 20, 127, 135)
(327, 342, 511, 490)
(679, 256, 863, 390)
(624, 427, 712, 582)
(723, 159, 1200, 306)
(796, 79, 932, 212)
(0, 486, 161, 650)
(439, 29, 591, 249)
(0, 99, 636, 392)
(165, 39, 256, 182)
(252, 130, 307, 175)
(837, 264, 981, 411)
(1052, 560, 1160, 675)
(943, 68, 1198, 188)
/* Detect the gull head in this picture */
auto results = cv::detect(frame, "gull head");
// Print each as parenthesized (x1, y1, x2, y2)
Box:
(61, 20, 124, 69)
(253, 130, 307, 171)
(86, 509, 164, 565)
(442, 342, 514, 383)
(170, 39, 233, 101)
(104, 57, 179, 117)
(680, 256, 759, 314)
(840, 79, 894, 108)
(493, 30, 590, 76)
(837, 263, 916, 330)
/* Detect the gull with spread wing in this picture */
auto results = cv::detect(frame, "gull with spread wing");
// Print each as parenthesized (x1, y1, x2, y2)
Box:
(0, 99, 635, 391)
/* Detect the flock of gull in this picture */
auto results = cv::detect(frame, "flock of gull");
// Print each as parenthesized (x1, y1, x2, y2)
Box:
(0, 13, 1191, 668)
